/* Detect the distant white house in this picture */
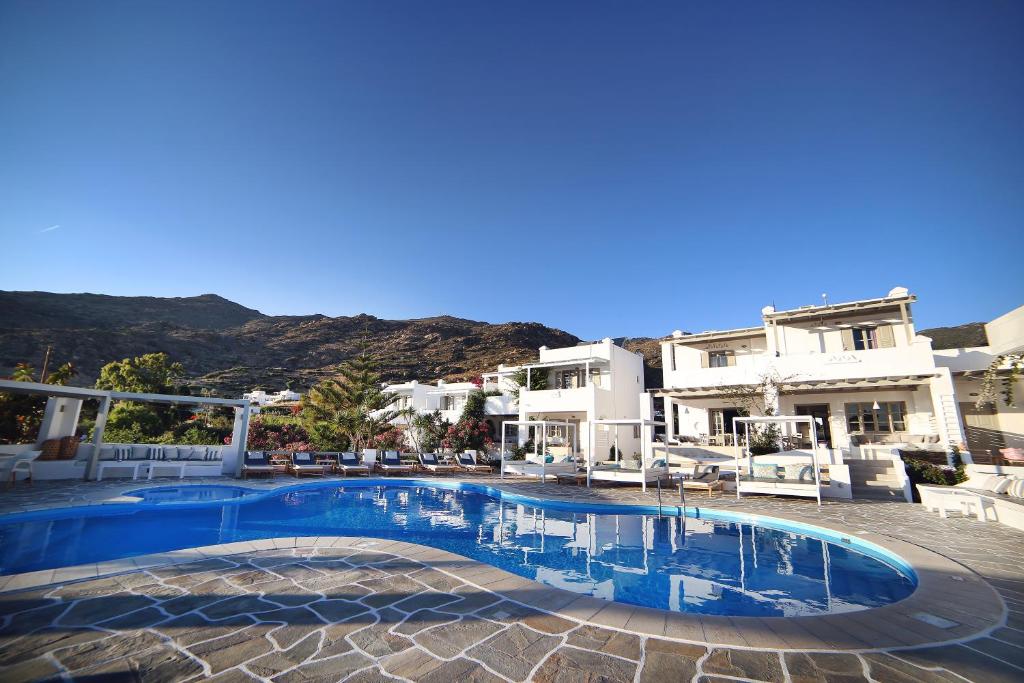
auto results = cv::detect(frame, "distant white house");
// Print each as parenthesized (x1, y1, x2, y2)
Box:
(655, 287, 967, 460)
(243, 389, 302, 414)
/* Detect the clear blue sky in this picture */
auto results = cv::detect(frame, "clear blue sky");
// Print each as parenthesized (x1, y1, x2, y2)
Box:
(2, 1, 1021, 339)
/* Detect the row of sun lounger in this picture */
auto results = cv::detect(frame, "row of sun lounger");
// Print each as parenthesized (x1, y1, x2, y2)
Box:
(241, 450, 493, 479)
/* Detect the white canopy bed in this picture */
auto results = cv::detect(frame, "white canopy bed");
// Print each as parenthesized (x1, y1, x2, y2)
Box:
(586, 418, 667, 492)
(732, 415, 827, 505)
(500, 420, 578, 480)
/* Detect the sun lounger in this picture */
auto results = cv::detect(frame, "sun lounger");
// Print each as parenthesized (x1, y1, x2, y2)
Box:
(289, 451, 326, 477)
(419, 452, 457, 474)
(378, 451, 413, 476)
(336, 452, 370, 476)
(241, 451, 275, 479)
(682, 465, 723, 497)
(456, 452, 492, 474)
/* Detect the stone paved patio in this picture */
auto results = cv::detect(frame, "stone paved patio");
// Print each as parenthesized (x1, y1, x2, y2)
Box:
(1, 475, 1023, 682)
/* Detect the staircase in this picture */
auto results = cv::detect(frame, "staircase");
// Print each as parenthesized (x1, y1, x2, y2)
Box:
(847, 459, 907, 501)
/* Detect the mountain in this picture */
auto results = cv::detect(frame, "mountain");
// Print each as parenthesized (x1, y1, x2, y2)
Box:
(919, 323, 988, 350)
(0, 291, 581, 395)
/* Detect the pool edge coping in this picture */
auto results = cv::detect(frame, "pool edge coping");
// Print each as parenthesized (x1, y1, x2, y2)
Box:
(0, 480, 1008, 652)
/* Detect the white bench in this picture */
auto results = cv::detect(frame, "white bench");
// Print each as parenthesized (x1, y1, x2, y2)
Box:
(96, 460, 150, 481)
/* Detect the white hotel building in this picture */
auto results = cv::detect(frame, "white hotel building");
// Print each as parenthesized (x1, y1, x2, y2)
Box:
(385, 338, 647, 458)
(655, 287, 967, 460)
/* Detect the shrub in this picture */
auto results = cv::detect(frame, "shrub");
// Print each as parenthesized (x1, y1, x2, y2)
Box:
(903, 458, 960, 502)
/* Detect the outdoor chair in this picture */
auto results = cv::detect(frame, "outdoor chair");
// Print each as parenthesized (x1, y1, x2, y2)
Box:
(419, 452, 457, 475)
(378, 451, 413, 476)
(289, 451, 326, 478)
(2, 450, 41, 487)
(682, 465, 722, 497)
(241, 451, 275, 479)
(456, 452, 492, 474)
(336, 452, 370, 476)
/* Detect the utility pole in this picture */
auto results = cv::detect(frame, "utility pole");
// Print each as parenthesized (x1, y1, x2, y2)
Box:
(39, 345, 52, 383)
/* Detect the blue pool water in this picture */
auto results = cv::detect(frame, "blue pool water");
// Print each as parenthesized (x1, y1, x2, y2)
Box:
(0, 482, 915, 616)
(125, 485, 257, 503)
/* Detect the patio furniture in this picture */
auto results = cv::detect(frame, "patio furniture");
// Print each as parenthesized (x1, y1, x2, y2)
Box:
(456, 452, 492, 474)
(1000, 448, 1024, 464)
(289, 452, 326, 477)
(96, 445, 150, 481)
(419, 452, 457, 475)
(336, 452, 370, 476)
(1, 450, 41, 487)
(681, 465, 722, 497)
(378, 451, 413, 476)
(268, 451, 292, 475)
(241, 451, 275, 479)
(555, 471, 587, 486)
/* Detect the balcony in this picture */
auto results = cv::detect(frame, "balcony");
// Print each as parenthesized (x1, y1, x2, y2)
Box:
(519, 385, 602, 414)
(664, 343, 937, 390)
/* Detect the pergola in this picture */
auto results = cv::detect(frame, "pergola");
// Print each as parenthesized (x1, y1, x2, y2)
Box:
(0, 379, 251, 480)
(499, 419, 577, 479)
(587, 418, 665, 490)
(732, 415, 824, 506)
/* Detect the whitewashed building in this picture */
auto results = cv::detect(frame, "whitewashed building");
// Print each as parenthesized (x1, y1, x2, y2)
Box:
(656, 288, 965, 460)
(382, 339, 647, 459)
(496, 338, 647, 459)
(934, 304, 1024, 463)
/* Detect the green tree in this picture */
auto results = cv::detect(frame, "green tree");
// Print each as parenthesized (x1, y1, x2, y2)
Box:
(301, 350, 401, 452)
(95, 353, 185, 394)
(510, 367, 548, 400)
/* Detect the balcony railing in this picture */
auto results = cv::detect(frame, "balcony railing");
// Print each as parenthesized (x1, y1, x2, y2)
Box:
(665, 344, 937, 389)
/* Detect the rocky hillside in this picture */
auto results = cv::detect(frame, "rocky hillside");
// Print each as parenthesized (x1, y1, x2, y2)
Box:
(0, 292, 580, 395)
(919, 322, 988, 350)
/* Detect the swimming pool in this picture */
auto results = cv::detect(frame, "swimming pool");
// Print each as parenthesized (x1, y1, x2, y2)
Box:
(124, 485, 258, 503)
(0, 481, 915, 617)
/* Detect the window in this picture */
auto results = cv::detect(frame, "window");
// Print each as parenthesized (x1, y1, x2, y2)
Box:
(670, 347, 677, 371)
(589, 367, 602, 387)
(633, 425, 641, 439)
(845, 402, 907, 433)
(442, 395, 457, 411)
(708, 351, 734, 368)
(555, 369, 583, 389)
(852, 328, 878, 351)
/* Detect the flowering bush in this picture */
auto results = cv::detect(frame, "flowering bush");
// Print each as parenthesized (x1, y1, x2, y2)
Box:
(225, 418, 311, 450)
(283, 441, 314, 452)
(442, 418, 493, 453)
(371, 427, 406, 451)
(469, 376, 483, 388)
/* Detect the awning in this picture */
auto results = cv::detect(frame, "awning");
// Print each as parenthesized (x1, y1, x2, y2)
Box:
(652, 373, 937, 399)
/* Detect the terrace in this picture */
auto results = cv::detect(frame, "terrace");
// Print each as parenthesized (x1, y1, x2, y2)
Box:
(0, 473, 1021, 682)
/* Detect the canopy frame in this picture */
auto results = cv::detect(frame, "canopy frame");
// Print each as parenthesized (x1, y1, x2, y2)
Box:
(499, 420, 577, 480)
(588, 418, 665, 491)
(732, 414, 823, 506)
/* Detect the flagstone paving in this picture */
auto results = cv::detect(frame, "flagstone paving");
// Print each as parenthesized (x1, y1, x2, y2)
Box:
(0, 475, 1023, 681)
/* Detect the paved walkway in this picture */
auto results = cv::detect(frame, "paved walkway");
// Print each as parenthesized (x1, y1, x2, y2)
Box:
(0, 475, 1022, 682)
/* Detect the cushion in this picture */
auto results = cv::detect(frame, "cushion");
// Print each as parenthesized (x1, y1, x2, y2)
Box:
(99, 446, 116, 461)
(1008, 479, 1024, 499)
(162, 446, 177, 460)
(785, 464, 813, 481)
(752, 463, 779, 479)
(189, 447, 207, 461)
(990, 477, 1014, 494)
(650, 459, 667, 468)
(131, 444, 150, 460)
(976, 475, 999, 491)
(246, 451, 265, 462)
(544, 455, 554, 463)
